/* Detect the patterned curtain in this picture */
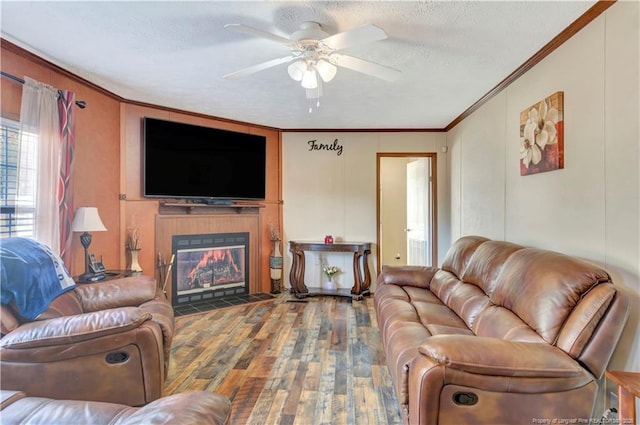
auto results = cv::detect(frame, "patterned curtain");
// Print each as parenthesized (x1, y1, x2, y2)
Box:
(57, 90, 76, 267)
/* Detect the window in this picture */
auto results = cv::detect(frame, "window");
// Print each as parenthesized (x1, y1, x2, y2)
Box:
(0, 119, 37, 238)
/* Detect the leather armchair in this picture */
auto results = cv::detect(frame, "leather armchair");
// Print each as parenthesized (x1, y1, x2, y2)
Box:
(0, 275, 175, 406)
(0, 390, 231, 425)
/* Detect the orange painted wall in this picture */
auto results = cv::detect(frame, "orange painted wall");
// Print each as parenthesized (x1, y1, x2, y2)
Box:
(121, 105, 282, 292)
(1, 44, 122, 276)
(1, 41, 282, 293)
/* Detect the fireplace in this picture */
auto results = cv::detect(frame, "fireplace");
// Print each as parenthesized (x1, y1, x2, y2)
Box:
(172, 232, 249, 307)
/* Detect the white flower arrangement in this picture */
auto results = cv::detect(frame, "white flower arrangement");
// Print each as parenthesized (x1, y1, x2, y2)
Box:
(323, 265, 340, 277)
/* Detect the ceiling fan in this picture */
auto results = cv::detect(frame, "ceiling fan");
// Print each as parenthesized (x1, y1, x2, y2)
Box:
(223, 21, 401, 108)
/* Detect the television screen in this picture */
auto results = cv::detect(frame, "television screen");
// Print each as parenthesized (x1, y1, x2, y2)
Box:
(143, 117, 266, 201)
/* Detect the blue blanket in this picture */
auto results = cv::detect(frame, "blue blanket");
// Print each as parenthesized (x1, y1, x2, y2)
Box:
(0, 237, 76, 320)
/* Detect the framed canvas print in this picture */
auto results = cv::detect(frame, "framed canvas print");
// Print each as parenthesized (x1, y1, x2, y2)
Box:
(519, 91, 564, 176)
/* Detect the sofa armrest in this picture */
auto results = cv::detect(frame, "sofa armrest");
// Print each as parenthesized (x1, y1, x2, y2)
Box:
(0, 307, 151, 349)
(115, 391, 231, 425)
(419, 335, 583, 378)
(378, 265, 438, 289)
(75, 275, 158, 312)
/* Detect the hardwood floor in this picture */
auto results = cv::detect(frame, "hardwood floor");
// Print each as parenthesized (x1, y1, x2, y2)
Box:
(164, 293, 402, 425)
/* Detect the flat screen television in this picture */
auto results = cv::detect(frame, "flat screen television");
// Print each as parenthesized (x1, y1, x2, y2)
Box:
(143, 117, 266, 203)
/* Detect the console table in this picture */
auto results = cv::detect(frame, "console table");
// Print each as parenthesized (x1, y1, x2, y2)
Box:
(288, 241, 372, 300)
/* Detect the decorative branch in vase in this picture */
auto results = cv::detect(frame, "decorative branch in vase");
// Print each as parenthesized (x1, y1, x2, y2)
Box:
(268, 222, 281, 242)
(126, 227, 141, 251)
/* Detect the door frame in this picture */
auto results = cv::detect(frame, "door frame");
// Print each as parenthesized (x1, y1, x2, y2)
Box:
(376, 152, 438, 275)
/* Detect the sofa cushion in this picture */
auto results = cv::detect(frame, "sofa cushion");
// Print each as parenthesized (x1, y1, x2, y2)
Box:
(460, 240, 524, 296)
(429, 271, 490, 330)
(490, 248, 611, 344)
(440, 235, 488, 278)
(472, 304, 546, 342)
(378, 265, 438, 288)
(36, 290, 83, 320)
(75, 275, 158, 312)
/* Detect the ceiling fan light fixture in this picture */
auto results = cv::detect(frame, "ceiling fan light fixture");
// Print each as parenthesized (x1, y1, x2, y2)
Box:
(316, 59, 337, 82)
(287, 60, 306, 81)
(301, 68, 318, 89)
(224, 21, 399, 111)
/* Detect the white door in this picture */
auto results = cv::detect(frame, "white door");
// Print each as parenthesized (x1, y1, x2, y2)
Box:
(406, 158, 432, 266)
(378, 154, 435, 270)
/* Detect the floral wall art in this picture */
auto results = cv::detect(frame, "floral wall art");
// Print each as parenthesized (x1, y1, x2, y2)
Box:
(519, 91, 564, 175)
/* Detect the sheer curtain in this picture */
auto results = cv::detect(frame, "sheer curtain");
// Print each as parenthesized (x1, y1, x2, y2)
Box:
(18, 77, 62, 254)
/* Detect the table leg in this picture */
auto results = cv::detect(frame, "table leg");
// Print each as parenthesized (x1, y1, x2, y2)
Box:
(618, 385, 636, 424)
(351, 250, 372, 300)
(289, 246, 308, 297)
(362, 249, 371, 292)
(351, 251, 362, 296)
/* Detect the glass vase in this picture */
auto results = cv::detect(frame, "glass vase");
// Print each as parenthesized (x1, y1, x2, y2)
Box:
(323, 274, 336, 291)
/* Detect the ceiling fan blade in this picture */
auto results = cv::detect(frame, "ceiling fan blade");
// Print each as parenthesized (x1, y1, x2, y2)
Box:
(321, 24, 388, 51)
(224, 56, 295, 80)
(331, 53, 401, 82)
(225, 23, 292, 45)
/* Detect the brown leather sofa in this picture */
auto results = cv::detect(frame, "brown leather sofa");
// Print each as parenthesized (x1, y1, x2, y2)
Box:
(0, 389, 231, 425)
(1, 275, 175, 406)
(374, 236, 629, 425)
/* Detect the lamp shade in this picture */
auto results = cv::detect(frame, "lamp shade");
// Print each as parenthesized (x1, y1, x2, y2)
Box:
(316, 59, 337, 82)
(301, 68, 318, 89)
(287, 60, 306, 82)
(71, 207, 107, 232)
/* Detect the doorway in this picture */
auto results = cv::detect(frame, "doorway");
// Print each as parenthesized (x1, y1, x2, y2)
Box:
(377, 153, 437, 274)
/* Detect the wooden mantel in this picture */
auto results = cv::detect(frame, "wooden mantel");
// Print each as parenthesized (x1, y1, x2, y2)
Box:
(159, 201, 265, 215)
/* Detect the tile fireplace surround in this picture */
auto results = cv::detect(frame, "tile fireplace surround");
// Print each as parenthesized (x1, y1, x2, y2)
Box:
(172, 292, 275, 317)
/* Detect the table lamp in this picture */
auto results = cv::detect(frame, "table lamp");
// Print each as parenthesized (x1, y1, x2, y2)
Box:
(71, 206, 107, 280)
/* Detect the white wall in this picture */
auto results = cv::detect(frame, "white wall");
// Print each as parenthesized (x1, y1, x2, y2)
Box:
(281, 0, 638, 389)
(282, 132, 447, 291)
(446, 0, 639, 377)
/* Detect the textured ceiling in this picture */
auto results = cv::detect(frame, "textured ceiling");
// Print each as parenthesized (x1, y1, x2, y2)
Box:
(1, 1, 596, 130)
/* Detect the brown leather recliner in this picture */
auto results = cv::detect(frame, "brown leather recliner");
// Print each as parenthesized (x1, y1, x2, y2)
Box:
(0, 389, 231, 425)
(374, 236, 629, 425)
(0, 275, 175, 406)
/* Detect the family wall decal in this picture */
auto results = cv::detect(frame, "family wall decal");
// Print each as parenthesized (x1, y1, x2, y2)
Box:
(307, 139, 343, 156)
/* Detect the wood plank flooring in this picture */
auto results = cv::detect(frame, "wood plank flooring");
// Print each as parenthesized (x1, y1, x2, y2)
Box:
(163, 293, 402, 425)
